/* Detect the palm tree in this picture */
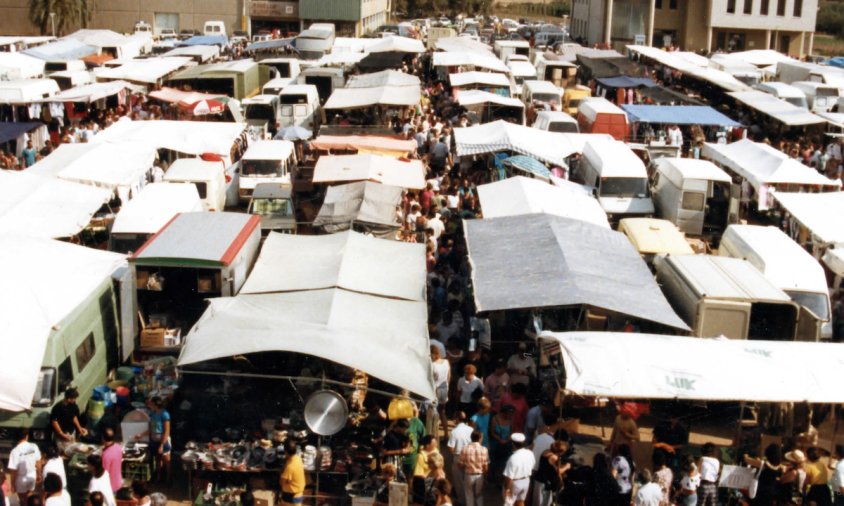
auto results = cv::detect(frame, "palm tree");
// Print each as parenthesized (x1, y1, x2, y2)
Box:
(29, 0, 92, 36)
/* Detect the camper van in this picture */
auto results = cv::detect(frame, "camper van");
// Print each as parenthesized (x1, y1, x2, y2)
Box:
(533, 54, 578, 88)
(204, 21, 226, 37)
(49, 70, 94, 90)
(279, 84, 322, 130)
(577, 97, 629, 140)
(247, 183, 297, 235)
(532, 110, 578, 133)
(754, 82, 808, 109)
(651, 158, 736, 237)
(791, 81, 840, 113)
(522, 80, 563, 109)
(237, 140, 296, 202)
(655, 254, 800, 340)
(163, 158, 227, 212)
(578, 138, 654, 222)
(295, 23, 336, 60)
(719, 225, 831, 340)
(259, 58, 301, 91)
(493, 40, 530, 61)
(242, 95, 281, 138)
(296, 67, 344, 104)
(44, 59, 87, 76)
(508, 60, 538, 97)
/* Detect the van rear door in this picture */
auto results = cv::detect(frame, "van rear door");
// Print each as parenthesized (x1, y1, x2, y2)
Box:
(795, 305, 822, 341)
(697, 299, 750, 338)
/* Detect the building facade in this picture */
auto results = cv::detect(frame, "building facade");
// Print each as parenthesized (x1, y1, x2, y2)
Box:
(570, 0, 817, 56)
(299, 0, 391, 36)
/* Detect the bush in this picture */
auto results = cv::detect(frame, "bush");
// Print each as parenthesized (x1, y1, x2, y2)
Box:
(817, 1, 844, 39)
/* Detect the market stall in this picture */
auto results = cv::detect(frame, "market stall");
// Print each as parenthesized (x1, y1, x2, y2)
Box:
(312, 181, 403, 236)
(455, 90, 524, 124)
(312, 154, 425, 189)
(309, 135, 416, 158)
(773, 191, 844, 255)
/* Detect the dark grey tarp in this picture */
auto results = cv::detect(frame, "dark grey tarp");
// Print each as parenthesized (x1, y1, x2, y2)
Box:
(464, 213, 689, 330)
(313, 181, 402, 236)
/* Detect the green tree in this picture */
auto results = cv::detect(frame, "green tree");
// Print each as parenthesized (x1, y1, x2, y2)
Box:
(29, 0, 92, 36)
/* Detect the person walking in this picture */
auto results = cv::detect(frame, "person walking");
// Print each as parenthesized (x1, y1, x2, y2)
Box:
(459, 430, 489, 506)
(100, 428, 123, 493)
(8, 428, 40, 505)
(503, 433, 535, 506)
(448, 412, 473, 506)
(677, 456, 700, 506)
(697, 442, 720, 506)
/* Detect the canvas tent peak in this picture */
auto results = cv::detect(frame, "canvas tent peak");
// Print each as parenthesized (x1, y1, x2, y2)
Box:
(346, 70, 421, 89)
(312, 153, 426, 189)
(310, 135, 416, 158)
(773, 191, 844, 247)
(323, 85, 421, 110)
(313, 181, 403, 235)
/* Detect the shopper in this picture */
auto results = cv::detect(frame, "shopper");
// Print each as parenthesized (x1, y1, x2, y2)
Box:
(503, 433, 535, 506)
(8, 428, 40, 505)
(280, 440, 305, 506)
(100, 428, 123, 493)
(458, 430, 489, 506)
(43, 473, 70, 506)
(86, 455, 116, 506)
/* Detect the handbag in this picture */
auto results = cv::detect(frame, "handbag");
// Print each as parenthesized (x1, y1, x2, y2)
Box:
(748, 460, 765, 499)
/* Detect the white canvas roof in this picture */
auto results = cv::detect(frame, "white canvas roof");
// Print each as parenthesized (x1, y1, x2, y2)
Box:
(432, 51, 509, 73)
(111, 183, 202, 235)
(477, 176, 609, 228)
(324, 85, 420, 109)
(449, 71, 511, 88)
(0, 170, 111, 238)
(164, 158, 224, 183)
(242, 140, 294, 161)
(822, 247, 844, 277)
(435, 36, 493, 54)
(722, 49, 797, 67)
(578, 97, 626, 121)
(346, 70, 420, 89)
(545, 331, 844, 402)
(0, 235, 124, 411)
(96, 57, 193, 84)
(313, 181, 403, 231)
(0, 52, 44, 80)
(583, 137, 647, 178)
(653, 157, 732, 186)
(508, 60, 537, 77)
(454, 120, 610, 167)
(366, 36, 425, 53)
(162, 45, 221, 62)
(703, 139, 840, 192)
(456, 90, 524, 108)
(313, 154, 425, 189)
(45, 80, 141, 102)
(178, 289, 435, 399)
(240, 230, 426, 301)
(628, 45, 750, 92)
(773, 191, 844, 246)
(92, 119, 246, 156)
(727, 90, 824, 126)
(0, 78, 58, 103)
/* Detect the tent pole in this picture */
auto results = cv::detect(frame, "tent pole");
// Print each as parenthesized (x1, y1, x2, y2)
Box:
(735, 401, 746, 454)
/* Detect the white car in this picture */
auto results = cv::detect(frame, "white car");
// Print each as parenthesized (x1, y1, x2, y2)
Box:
(159, 28, 177, 40)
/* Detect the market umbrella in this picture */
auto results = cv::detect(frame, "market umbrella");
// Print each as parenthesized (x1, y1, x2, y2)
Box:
(274, 125, 313, 141)
(184, 98, 227, 116)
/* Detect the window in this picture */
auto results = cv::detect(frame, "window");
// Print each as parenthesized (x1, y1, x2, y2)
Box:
(727, 0, 736, 13)
(57, 358, 73, 393)
(744, 0, 753, 13)
(75, 333, 96, 373)
(670, 0, 678, 9)
(793, 0, 802, 16)
(761, 0, 769, 15)
(656, 0, 663, 9)
(194, 182, 207, 199)
(776, 0, 785, 15)
(681, 191, 706, 211)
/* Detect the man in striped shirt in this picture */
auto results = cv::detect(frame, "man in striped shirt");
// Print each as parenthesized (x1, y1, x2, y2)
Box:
(459, 430, 489, 506)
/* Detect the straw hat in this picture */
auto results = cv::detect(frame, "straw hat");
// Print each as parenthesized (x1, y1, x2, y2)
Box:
(785, 449, 807, 464)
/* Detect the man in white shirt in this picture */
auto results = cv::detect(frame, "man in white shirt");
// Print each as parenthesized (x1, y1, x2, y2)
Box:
(832, 444, 844, 505)
(698, 442, 720, 506)
(507, 343, 536, 387)
(9, 429, 41, 504)
(503, 433, 535, 506)
(426, 212, 445, 241)
(634, 470, 662, 506)
(448, 413, 474, 506)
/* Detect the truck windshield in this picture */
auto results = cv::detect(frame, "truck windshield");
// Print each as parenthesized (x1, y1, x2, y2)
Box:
(280, 94, 307, 104)
(534, 93, 560, 103)
(786, 290, 830, 321)
(31, 368, 56, 407)
(246, 105, 275, 121)
(242, 160, 282, 177)
(600, 177, 649, 198)
(253, 198, 293, 216)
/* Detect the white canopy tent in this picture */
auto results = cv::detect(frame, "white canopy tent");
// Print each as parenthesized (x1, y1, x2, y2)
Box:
(627, 45, 750, 92)
(240, 230, 426, 301)
(45, 80, 141, 103)
(324, 85, 420, 110)
(312, 154, 425, 189)
(111, 183, 203, 235)
(0, 170, 111, 238)
(0, 235, 125, 411)
(366, 36, 425, 54)
(727, 90, 825, 126)
(91, 119, 246, 158)
(544, 331, 844, 402)
(773, 191, 844, 247)
(477, 176, 609, 228)
(346, 70, 420, 89)
(434, 37, 493, 54)
(449, 71, 512, 89)
(162, 45, 221, 62)
(178, 289, 434, 399)
(95, 57, 193, 85)
(703, 139, 840, 210)
(312, 181, 403, 235)
(0, 52, 45, 80)
(432, 51, 509, 73)
(455, 90, 524, 108)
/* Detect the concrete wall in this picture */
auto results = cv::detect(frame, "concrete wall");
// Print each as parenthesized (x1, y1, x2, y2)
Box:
(0, 0, 48, 35)
(708, 0, 816, 31)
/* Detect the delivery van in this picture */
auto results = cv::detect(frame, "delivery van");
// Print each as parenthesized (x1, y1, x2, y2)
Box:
(719, 224, 830, 340)
(237, 140, 296, 202)
(204, 21, 226, 37)
(296, 67, 344, 104)
(754, 81, 808, 109)
(532, 110, 578, 133)
(522, 80, 563, 109)
(577, 97, 629, 140)
(651, 157, 736, 237)
(618, 217, 694, 265)
(533, 54, 577, 88)
(494, 40, 530, 61)
(791, 81, 840, 113)
(242, 94, 280, 138)
(655, 254, 799, 340)
(563, 85, 591, 117)
(247, 183, 297, 235)
(279, 84, 322, 130)
(259, 58, 301, 92)
(577, 138, 654, 222)
(163, 158, 227, 212)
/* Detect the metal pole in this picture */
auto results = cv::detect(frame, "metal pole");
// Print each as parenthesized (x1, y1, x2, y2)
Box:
(50, 13, 56, 37)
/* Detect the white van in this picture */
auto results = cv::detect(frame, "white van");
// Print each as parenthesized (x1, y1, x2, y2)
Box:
(493, 40, 530, 61)
(242, 95, 280, 138)
(163, 158, 227, 212)
(754, 82, 808, 109)
(49, 70, 94, 90)
(279, 84, 322, 130)
(260, 58, 301, 91)
(507, 60, 538, 98)
(295, 23, 336, 60)
(44, 59, 87, 76)
(204, 21, 226, 37)
(532, 110, 578, 133)
(791, 81, 840, 113)
(577, 137, 654, 222)
(296, 66, 344, 104)
(522, 80, 563, 109)
(719, 224, 831, 340)
(237, 140, 296, 202)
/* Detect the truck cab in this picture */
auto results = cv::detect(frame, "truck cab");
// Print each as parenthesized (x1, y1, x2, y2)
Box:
(237, 140, 296, 203)
(204, 21, 226, 37)
(247, 183, 296, 235)
(242, 95, 280, 139)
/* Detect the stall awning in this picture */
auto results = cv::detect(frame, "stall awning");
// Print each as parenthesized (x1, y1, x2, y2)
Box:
(621, 105, 740, 127)
(432, 51, 509, 73)
(28, 141, 156, 191)
(627, 45, 750, 92)
(240, 230, 425, 301)
(179, 35, 228, 47)
(477, 176, 609, 228)
(435, 36, 494, 54)
(544, 331, 844, 403)
(357, 52, 406, 72)
(162, 45, 221, 62)
(310, 135, 416, 157)
(23, 39, 96, 60)
(727, 90, 825, 126)
(367, 36, 425, 54)
(450, 71, 512, 88)
(0, 52, 45, 80)
(313, 181, 402, 233)
(575, 55, 643, 79)
(111, 183, 202, 235)
(636, 85, 702, 105)
(456, 90, 524, 108)
(773, 191, 844, 246)
(91, 119, 246, 156)
(594, 76, 655, 89)
(822, 247, 844, 277)
(96, 57, 193, 84)
(312, 154, 425, 189)
(45, 80, 142, 103)
(0, 236, 125, 412)
(0, 121, 43, 144)
(324, 85, 420, 110)
(177, 289, 435, 400)
(501, 155, 552, 178)
(0, 171, 111, 239)
(464, 213, 689, 329)
(245, 37, 296, 53)
(346, 70, 420, 89)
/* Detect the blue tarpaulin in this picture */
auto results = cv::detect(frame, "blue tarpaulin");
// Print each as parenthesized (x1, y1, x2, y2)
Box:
(502, 155, 552, 178)
(621, 105, 741, 127)
(827, 57, 844, 69)
(595, 76, 656, 89)
(23, 39, 96, 61)
(245, 37, 296, 53)
(178, 35, 228, 47)
(0, 122, 42, 144)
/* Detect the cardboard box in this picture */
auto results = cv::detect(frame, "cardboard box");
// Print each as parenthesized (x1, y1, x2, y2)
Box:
(140, 328, 165, 348)
(252, 490, 275, 506)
